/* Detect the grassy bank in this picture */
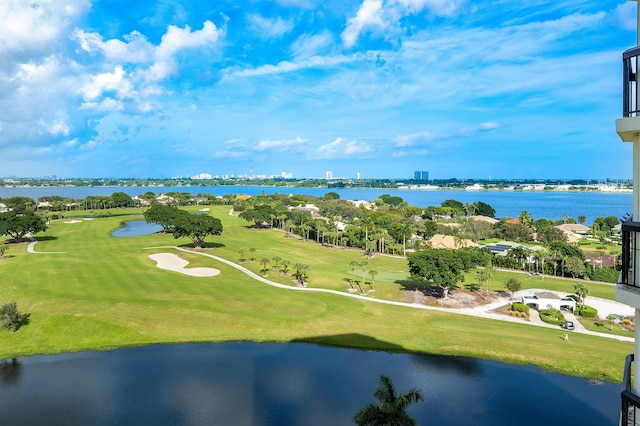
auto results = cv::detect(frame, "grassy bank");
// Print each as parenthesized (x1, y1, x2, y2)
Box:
(0, 206, 632, 383)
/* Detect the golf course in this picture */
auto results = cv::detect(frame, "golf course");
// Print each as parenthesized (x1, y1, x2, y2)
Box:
(0, 206, 632, 383)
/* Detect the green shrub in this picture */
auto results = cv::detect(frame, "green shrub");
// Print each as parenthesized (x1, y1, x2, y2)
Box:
(0, 302, 30, 332)
(465, 283, 481, 292)
(577, 305, 598, 318)
(585, 267, 620, 283)
(539, 308, 566, 325)
(511, 302, 530, 315)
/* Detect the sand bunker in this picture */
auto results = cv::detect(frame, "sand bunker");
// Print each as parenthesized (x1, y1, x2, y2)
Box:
(199, 208, 210, 212)
(64, 220, 82, 224)
(149, 253, 220, 277)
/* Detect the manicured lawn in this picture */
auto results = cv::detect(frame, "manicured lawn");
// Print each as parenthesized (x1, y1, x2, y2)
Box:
(579, 318, 635, 338)
(470, 269, 616, 300)
(0, 206, 633, 383)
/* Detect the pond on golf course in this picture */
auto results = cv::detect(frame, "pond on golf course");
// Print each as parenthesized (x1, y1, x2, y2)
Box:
(0, 341, 622, 425)
(111, 220, 163, 237)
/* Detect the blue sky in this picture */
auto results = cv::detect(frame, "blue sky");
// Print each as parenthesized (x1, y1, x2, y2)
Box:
(0, 0, 637, 180)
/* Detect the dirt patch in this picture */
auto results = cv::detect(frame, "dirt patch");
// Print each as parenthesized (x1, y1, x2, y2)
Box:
(401, 288, 503, 309)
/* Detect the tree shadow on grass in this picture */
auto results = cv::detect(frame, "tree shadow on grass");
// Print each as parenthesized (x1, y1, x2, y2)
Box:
(291, 333, 406, 353)
(31, 236, 58, 242)
(176, 242, 225, 250)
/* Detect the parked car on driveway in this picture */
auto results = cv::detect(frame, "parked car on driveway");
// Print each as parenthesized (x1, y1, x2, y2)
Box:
(561, 321, 575, 330)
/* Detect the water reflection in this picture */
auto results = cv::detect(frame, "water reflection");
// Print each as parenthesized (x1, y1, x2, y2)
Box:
(0, 342, 621, 425)
(0, 358, 21, 385)
(111, 220, 163, 237)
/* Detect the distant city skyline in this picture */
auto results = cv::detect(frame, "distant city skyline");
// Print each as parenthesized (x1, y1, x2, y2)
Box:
(0, 1, 636, 179)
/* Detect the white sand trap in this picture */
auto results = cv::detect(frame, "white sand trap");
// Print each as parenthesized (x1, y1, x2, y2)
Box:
(199, 208, 210, 212)
(64, 220, 82, 224)
(83, 218, 94, 220)
(149, 253, 220, 277)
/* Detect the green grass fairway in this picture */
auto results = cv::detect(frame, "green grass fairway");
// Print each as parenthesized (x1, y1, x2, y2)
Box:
(0, 206, 632, 383)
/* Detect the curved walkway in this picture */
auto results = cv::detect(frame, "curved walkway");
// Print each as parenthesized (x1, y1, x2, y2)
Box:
(147, 246, 634, 343)
(25, 235, 66, 254)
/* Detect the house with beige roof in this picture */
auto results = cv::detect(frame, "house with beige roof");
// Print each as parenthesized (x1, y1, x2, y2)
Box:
(468, 215, 499, 224)
(555, 223, 590, 234)
(427, 234, 479, 249)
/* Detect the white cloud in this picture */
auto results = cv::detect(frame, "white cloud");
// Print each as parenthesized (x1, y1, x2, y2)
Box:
(81, 98, 124, 112)
(315, 137, 374, 159)
(290, 31, 334, 59)
(0, 0, 89, 55)
(342, 0, 384, 48)
(81, 65, 133, 101)
(47, 121, 71, 136)
(394, 0, 460, 16)
(213, 150, 249, 159)
(341, 0, 464, 48)
(615, 2, 637, 31)
(247, 14, 294, 39)
(479, 122, 499, 130)
(394, 131, 436, 147)
(147, 21, 224, 81)
(223, 52, 373, 79)
(274, 0, 316, 8)
(255, 137, 308, 151)
(72, 29, 154, 64)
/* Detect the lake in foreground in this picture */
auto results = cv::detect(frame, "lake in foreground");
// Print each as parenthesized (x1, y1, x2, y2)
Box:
(0, 342, 621, 426)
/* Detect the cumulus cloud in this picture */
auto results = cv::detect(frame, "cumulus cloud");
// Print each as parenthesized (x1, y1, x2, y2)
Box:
(81, 65, 133, 101)
(47, 120, 71, 136)
(71, 29, 155, 63)
(247, 14, 294, 39)
(315, 137, 374, 159)
(147, 21, 224, 81)
(0, 0, 89, 55)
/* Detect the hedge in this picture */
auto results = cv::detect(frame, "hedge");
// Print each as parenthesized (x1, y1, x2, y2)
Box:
(577, 305, 598, 318)
(511, 302, 530, 315)
(539, 308, 566, 325)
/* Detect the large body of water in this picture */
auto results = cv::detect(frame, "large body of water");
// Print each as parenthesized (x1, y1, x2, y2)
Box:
(0, 185, 632, 224)
(0, 342, 621, 426)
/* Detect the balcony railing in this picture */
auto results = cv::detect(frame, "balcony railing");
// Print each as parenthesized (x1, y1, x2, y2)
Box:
(623, 46, 640, 117)
(622, 354, 640, 426)
(621, 221, 640, 288)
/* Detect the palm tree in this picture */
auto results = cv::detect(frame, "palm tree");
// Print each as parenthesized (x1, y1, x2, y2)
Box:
(272, 256, 282, 271)
(280, 259, 290, 276)
(294, 263, 309, 286)
(248, 247, 256, 262)
(350, 260, 359, 273)
(238, 248, 246, 263)
(359, 261, 369, 293)
(260, 257, 270, 276)
(353, 375, 424, 426)
(368, 269, 378, 292)
(606, 314, 617, 331)
(344, 277, 356, 292)
(573, 283, 589, 309)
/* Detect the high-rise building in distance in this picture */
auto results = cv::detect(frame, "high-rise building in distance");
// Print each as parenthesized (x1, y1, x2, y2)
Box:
(414, 171, 429, 181)
(325, 171, 333, 180)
